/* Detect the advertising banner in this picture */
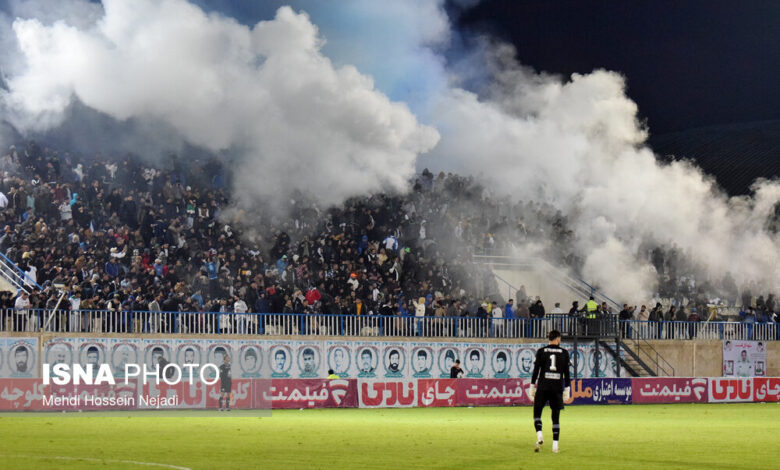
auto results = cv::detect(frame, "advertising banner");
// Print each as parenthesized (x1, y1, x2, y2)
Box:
(456, 378, 531, 406)
(417, 379, 457, 407)
(359, 380, 417, 408)
(708, 377, 753, 403)
(265, 379, 358, 409)
(632, 377, 708, 403)
(205, 379, 253, 409)
(752, 377, 780, 403)
(722, 340, 766, 377)
(2, 377, 780, 410)
(566, 378, 632, 405)
(0, 378, 46, 410)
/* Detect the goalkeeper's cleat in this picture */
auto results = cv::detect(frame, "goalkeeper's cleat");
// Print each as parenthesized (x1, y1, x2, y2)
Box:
(534, 440, 543, 453)
(552, 441, 559, 453)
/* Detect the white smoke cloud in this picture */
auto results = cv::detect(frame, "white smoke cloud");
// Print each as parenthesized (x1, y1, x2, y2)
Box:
(1, 0, 439, 207)
(424, 44, 779, 301)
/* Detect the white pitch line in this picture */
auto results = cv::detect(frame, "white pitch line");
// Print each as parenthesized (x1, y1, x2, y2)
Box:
(1, 454, 192, 470)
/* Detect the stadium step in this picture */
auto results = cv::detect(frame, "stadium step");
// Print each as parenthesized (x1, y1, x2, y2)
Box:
(599, 338, 674, 377)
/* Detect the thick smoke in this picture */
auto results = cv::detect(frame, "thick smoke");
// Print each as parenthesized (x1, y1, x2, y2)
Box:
(425, 43, 779, 300)
(0, 0, 777, 301)
(1, 0, 439, 208)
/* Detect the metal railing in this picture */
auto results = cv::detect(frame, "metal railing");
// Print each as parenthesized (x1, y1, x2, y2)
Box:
(618, 320, 778, 341)
(473, 254, 623, 311)
(0, 251, 44, 294)
(0, 309, 777, 340)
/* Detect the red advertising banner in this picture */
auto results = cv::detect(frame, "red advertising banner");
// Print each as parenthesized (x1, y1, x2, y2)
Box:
(417, 379, 457, 407)
(708, 377, 753, 403)
(632, 378, 708, 404)
(456, 379, 531, 406)
(752, 378, 780, 403)
(0, 378, 46, 411)
(205, 379, 253, 409)
(359, 380, 417, 408)
(266, 379, 359, 409)
(1, 377, 779, 410)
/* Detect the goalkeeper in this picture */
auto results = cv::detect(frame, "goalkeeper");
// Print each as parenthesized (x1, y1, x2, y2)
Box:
(528, 330, 571, 453)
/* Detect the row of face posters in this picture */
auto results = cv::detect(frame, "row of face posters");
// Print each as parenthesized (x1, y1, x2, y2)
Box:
(2, 337, 627, 380)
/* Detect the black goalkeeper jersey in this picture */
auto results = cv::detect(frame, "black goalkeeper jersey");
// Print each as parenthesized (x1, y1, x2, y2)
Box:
(531, 344, 571, 392)
(219, 363, 232, 383)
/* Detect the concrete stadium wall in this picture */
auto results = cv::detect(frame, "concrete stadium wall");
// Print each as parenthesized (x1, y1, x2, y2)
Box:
(633, 340, 780, 377)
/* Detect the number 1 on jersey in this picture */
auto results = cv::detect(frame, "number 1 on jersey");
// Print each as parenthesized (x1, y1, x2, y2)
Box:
(550, 353, 557, 371)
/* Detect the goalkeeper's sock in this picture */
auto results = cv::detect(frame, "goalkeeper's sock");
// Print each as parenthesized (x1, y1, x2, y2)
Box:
(536, 430, 543, 443)
(534, 417, 543, 433)
(552, 441, 559, 453)
(552, 408, 561, 441)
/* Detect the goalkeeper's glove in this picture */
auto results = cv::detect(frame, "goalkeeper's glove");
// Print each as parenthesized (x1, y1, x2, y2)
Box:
(528, 384, 535, 399)
(563, 387, 571, 402)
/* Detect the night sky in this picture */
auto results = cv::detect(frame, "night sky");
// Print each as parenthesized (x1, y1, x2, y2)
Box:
(457, 0, 780, 135)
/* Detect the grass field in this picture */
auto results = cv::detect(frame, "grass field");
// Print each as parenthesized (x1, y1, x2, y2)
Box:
(0, 404, 777, 469)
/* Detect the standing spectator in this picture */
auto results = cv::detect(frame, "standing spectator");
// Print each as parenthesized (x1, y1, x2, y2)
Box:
(636, 305, 649, 321)
(219, 299, 232, 335)
(14, 291, 30, 332)
(69, 291, 81, 333)
(492, 301, 504, 337)
(234, 296, 249, 334)
(664, 306, 677, 338)
(530, 299, 546, 318)
(687, 308, 702, 339)
(568, 301, 580, 317)
(504, 299, 515, 335)
(618, 304, 633, 338)
(148, 293, 162, 333)
(504, 299, 515, 318)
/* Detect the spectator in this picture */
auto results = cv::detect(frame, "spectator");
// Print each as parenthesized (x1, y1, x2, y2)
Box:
(14, 291, 30, 331)
(0, 141, 768, 340)
(530, 299, 545, 318)
(504, 299, 515, 319)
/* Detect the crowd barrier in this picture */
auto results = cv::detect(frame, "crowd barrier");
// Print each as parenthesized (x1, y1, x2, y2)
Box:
(1, 377, 777, 411)
(2, 308, 778, 341)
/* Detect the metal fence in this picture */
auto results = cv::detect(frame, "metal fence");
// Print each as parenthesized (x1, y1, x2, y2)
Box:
(0, 309, 777, 341)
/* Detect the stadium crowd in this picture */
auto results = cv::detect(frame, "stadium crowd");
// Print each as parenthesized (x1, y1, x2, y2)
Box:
(0, 142, 775, 335)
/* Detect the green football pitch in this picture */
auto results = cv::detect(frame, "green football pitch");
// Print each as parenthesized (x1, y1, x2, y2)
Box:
(0, 404, 776, 469)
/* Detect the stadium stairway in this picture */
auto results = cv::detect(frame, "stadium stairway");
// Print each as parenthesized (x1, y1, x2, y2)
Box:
(0, 251, 40, 294)
(599, 338, 675, 377)
(473, 253, 622, 312)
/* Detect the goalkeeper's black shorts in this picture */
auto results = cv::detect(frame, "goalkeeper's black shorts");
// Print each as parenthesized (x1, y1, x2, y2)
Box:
(220, 380, 232, 393)
(534, 389, 564, 411)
